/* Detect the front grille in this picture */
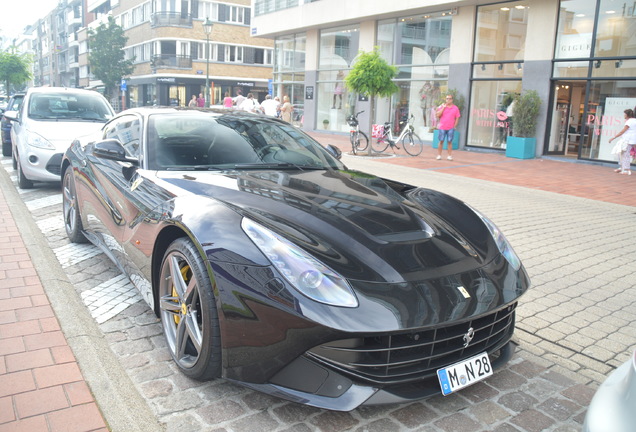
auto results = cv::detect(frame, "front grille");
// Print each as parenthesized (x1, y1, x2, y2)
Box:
(46, 153, 64, 176)
(308, 303, 516, 384)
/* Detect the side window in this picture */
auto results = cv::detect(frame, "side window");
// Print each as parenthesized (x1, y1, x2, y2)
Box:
(104, 115, 141, 158)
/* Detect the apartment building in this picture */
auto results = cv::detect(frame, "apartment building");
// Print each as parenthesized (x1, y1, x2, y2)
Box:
(23, 0, 274, 109)
(252, 0, 636, 164)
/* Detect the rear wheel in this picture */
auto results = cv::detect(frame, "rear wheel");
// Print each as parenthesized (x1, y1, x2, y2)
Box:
(16, 155, 33, 189)
(402, 132, 423, 156)
(372, 133, 390, 153)
(62, 166, 88, 243)
(355, 131, 369, 153)
(2, 141, 10, 157)
(159, 238, 221, 380)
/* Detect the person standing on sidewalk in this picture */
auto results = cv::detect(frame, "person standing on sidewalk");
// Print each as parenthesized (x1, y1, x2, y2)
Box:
(435, 94, 461, 161)
(609, 108, 636, 175)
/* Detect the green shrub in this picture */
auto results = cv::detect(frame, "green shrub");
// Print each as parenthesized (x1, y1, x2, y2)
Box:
(512, 90, 541, 138)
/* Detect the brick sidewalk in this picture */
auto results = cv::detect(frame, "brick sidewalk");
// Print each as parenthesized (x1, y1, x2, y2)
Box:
(0, 187, 108, 432)
(308, 131, 636, 207)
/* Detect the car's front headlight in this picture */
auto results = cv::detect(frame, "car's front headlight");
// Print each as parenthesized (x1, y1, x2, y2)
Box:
(242, 218, 358, 308)
(26, 130, 55, 150)
(472, 208, 521, 271)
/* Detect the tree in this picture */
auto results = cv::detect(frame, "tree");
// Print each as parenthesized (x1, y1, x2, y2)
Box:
(88, 16, 134, 101)
(0, 50, 31, 95)
(345, 48, 399, 155)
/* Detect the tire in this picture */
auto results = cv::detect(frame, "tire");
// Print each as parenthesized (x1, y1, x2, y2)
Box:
(159, 238, 221, 380)
(402, 132, 423, 156)
(12, 153, 17, 170)
(16, 155, 33, 189)
(355, 131, 369, 153)
(62, 166, 88, 243)
(2, 141, 11, 157)
(372, 133, 390, 153)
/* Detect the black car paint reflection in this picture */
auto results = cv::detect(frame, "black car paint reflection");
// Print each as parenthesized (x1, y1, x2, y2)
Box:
(61, 107, 530, 411)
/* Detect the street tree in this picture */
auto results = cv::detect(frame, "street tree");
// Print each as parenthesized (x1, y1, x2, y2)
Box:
(345, 48, 399, 155)
(0, 49, 31, 95)
(88, 16, 134, 102)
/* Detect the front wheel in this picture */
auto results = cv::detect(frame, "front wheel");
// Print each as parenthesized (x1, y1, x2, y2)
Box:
(16, 155, 33, 189)
(62, 166, 88, 243)
(159, 238, 221, 380)
(401, 132, 423, 156)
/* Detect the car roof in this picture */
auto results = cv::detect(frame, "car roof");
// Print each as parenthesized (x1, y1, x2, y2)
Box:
(26, 87, 106, 96)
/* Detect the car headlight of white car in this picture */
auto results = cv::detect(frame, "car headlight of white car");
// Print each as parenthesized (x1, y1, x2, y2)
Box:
(242, 217, 358, 308)
(25, 130, 55, 150)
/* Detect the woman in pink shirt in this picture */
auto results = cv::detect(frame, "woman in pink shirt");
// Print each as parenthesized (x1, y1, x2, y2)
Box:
(223, 92, 233, 109)
(435, 94, 461, 161)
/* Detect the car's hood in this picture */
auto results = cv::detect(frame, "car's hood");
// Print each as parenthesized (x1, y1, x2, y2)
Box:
(157, 169, 501, 284)
(25, 119, 104, 149)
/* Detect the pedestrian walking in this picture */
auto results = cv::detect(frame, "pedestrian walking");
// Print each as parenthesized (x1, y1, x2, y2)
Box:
(261, 94, 280, 117)
(188, 94, 198, 107)
(435, 93, 461, 161)
(609, 108, 636, 176)
(234, 90, 246, 107)
(223, 92, 233, 109)
(280, 96, 293, 123)
(239, 93, 263, 114)
(197, 93, 205, 107)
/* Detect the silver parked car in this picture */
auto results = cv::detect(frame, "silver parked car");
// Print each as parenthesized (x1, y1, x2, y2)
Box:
(6, 87, 114, 188)
(582, 349, 636, 432)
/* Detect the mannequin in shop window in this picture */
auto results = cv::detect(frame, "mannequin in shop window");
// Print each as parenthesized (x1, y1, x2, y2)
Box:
(332, 70, 344, 109)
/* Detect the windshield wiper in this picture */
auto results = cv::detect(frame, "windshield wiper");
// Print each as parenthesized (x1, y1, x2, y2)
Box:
(232, 163, 324, 171)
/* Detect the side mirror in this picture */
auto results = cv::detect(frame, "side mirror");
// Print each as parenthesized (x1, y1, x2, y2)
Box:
(3, 110, 18, 122)
(93, 139, 138, 165)
(325, 144, 342, 160)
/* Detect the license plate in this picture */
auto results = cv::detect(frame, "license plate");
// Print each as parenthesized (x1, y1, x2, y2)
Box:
(437, 352, 493, 396)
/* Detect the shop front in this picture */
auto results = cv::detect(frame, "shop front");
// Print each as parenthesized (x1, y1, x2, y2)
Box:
(125, 77, 269, 109)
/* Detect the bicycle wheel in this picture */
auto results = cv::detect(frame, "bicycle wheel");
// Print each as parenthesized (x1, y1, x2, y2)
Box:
(401, 132, 423, 156)
(372, 133, 390, 153)
(355, 131, 369, 152)
(349, 132, 358, 154)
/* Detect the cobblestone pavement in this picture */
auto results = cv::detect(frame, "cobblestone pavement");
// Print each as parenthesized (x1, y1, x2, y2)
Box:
(1, 149, 635, 432)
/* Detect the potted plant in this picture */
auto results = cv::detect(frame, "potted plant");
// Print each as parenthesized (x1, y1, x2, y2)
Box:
(433, 88, 465, 150)
(506, 89, 541, 159)
(322, 119, 330, 129)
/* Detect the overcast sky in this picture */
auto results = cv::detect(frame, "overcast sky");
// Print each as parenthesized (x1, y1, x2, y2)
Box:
(1, 0, 60, 41)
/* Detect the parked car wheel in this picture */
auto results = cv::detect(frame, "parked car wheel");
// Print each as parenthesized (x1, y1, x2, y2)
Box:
(62, 166, 88, 243)
(12, 152, 17, 170)
(159, 238, 222, 380)
(16, 156, 33, 189)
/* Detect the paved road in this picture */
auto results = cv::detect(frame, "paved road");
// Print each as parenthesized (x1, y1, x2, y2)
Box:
(1, 150, 634, 432)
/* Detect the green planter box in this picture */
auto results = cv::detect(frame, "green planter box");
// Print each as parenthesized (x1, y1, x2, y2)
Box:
(506, 136, 536, 159)
(432, 129, 459, 149)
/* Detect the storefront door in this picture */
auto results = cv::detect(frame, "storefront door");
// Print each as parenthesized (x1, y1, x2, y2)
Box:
(547, 81, 586, 157)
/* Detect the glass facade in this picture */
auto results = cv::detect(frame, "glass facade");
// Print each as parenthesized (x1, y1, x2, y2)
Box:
(316, 25, 360, 132)
(273, 33, 306, 126)
(548, 0, 636, 162)
(468, 1, 528, 150)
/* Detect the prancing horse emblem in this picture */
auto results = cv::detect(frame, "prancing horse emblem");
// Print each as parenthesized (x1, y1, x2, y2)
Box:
(463, 327, 475, 348)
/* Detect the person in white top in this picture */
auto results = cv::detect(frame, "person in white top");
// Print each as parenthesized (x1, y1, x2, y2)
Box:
(238, 93, 263, 114)
(260, 94, 281, 117)
(609, 108, 636, 176)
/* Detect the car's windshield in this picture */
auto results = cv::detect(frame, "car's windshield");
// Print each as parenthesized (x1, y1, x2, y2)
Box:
(28, 92, 112, 121)
(147, 113, 344, 171)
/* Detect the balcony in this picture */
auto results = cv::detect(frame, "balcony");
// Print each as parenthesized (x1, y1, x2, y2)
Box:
(151, 54, 193, 69)
(151, 12, 193, 28)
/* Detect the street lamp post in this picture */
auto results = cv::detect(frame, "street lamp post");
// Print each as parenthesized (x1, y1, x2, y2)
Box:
(203, 18, 214, 108)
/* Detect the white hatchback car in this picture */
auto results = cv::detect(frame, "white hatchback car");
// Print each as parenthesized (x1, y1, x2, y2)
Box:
(7, 87, 114, 188)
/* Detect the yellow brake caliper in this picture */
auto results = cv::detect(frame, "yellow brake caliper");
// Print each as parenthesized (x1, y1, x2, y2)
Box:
(172, 265, 191, 325)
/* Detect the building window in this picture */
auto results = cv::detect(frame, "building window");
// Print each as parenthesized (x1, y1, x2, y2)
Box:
(474, 1, 529, 62)
(225, 46, 244, 63)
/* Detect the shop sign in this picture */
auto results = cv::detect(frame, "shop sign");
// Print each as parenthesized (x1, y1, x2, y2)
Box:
(556, 33, 592, 59)
(238, 82, 254, 87)
(157, 77, 176, 83)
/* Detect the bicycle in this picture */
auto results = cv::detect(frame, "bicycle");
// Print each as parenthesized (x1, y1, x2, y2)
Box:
(347, 110, 369, 154)
(372, 114, 423, 156)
